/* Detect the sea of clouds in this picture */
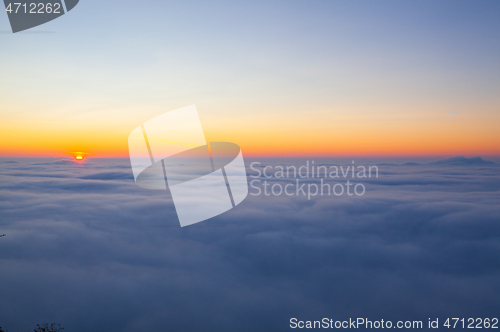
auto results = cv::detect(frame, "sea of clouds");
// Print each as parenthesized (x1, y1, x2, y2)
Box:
(0, 156, 499, 331)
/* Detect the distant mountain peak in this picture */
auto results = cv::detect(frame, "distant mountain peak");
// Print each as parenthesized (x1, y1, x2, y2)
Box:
(429, 156, 496, 166)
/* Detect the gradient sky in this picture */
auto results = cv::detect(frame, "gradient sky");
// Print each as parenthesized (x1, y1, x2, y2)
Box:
(1, 0, 499, 157)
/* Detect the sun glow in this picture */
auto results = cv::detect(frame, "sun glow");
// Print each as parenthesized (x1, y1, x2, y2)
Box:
(69, 151, 91, 160)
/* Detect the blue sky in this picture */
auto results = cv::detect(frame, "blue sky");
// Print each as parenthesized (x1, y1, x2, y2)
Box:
(1, 0, 499, 157)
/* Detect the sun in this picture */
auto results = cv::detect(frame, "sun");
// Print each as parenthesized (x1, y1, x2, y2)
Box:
(69, 151, 91, 160)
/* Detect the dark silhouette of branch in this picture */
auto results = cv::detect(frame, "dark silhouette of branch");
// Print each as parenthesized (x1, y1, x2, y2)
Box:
(32, 323, 64, 332)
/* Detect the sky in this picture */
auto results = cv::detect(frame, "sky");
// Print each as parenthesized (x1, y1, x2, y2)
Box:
(1, 0, 499, 157)
(0, 157, 499, 331)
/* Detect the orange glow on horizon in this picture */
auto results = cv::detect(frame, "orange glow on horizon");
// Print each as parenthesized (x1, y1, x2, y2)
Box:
(1, 108, 499, 159)
(1, 142, 499, 159)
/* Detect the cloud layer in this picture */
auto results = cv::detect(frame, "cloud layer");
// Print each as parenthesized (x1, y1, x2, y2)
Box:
(0, 157, 499, 331)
